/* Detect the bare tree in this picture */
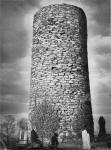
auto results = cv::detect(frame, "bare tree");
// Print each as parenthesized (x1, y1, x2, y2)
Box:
(0, 115, 16, 147)
(30, 100, 59, 143)
(18, 118, 28, 131)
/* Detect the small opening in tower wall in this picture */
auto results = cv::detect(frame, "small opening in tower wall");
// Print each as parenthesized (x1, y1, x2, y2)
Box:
(81, 104, 82, 109)
(51, 66, 57, 70)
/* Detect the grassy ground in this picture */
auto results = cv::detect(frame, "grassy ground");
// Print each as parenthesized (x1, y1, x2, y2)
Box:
(13, 148, 111, 150)
(12, 145, 111, 150)
(11, 141, 111, 150)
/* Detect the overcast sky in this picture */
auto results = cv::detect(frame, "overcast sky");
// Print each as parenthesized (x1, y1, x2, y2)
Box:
(1, 0, 111, 133)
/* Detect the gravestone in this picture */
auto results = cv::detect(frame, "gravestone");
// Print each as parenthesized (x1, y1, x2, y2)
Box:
(98, 116, 107, 142)
(82, 130, 91, 150)
(29, 3, 94, 142)
(19, 130, 28, 144)
(98, 116, 106, 136)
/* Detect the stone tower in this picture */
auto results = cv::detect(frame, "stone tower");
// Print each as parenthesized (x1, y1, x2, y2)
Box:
(29, 4, 94, 139)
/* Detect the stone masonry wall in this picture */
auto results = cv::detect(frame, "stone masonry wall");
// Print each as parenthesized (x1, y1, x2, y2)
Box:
(29, 4, 94, 139)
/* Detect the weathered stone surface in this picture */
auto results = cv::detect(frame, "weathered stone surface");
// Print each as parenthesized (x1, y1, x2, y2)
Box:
(29, 3, 94, 140)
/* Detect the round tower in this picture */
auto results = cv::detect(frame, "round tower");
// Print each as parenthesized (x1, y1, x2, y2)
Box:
(29, 4, 94, 140)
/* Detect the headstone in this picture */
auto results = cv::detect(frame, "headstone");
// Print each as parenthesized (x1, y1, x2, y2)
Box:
(19, 130, 28, 144)
(51, 133, 59, 148)
(98, 116, 107, 141)
(82, 130, 91, 149)
(58, 132, 63, 143)
(31, 129, 39, 142)
(31, 129, 43, 147)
